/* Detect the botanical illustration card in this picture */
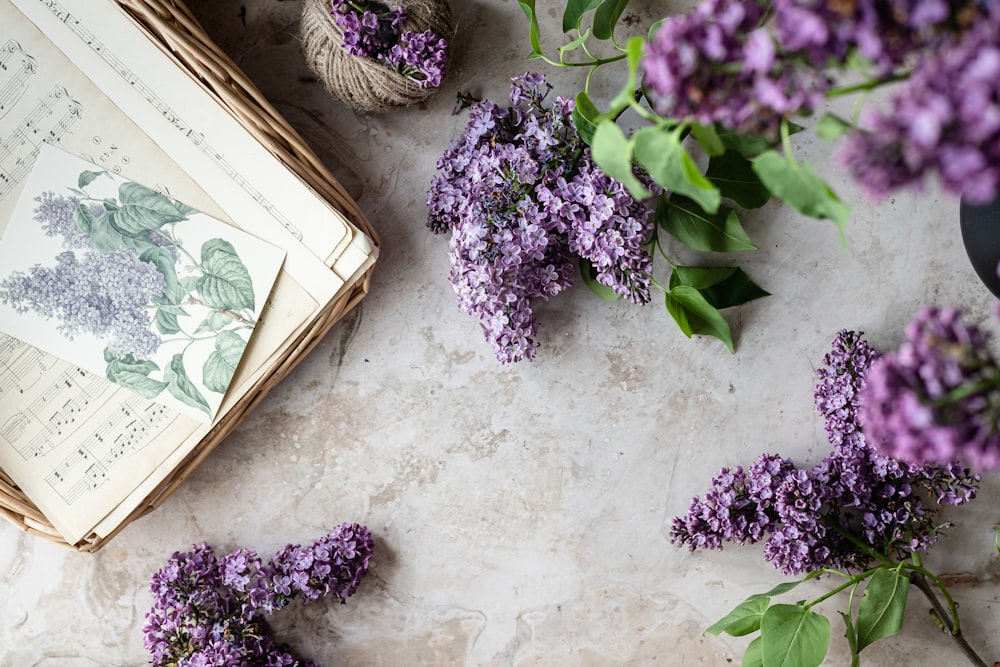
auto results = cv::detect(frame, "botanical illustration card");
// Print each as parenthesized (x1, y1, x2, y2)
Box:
(0, 143, 286, 422)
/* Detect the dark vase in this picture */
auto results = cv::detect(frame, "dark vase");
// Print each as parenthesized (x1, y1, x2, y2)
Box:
(960, 197, 1000, 298)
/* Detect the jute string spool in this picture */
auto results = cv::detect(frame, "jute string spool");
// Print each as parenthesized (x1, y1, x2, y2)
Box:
(300, 0, 454, 113)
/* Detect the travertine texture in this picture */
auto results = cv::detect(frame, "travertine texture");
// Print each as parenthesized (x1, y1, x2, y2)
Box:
(3, 1, 1000, 665)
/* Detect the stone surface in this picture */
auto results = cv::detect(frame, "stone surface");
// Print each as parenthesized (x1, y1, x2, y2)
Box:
(3, 1, 1000, 665)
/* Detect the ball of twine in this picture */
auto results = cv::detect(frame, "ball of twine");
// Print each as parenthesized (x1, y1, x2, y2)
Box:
(300, 0, 454, 113)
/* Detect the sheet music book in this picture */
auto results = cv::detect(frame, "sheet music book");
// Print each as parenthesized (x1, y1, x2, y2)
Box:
(0, 0, 377, 546)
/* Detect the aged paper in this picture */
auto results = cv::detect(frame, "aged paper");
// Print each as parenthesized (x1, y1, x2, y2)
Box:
(0, 0, 369, 544)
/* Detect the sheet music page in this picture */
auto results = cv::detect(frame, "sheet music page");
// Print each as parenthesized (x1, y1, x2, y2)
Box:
(0, 0, 334, 543)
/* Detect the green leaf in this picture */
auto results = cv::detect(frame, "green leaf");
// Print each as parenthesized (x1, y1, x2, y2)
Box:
(669, 265, 737, 291)
(706, 595, 769, 637)
(749, 579, 811, 601)
(816, 113, 853, 141)
(591, 120, 651, 200)
(563, 0, 603, 32)
(579, 257, 621, 301)
(856, 568, 909, 651)
(752, 151, 850, 230)
(657, 195, 756, 253)
(105, 352, 166, 399)
(692, 123, 725, 157)
(572, 91, 601, 145)
(669, 266, 769, 310)
(196, 238, 255, 311)
(164, 353, 210, 415)
(759, 604, 830, 667)
(110, 182, 192, 234)
(202, 330, 247, 394)
(706, 150, 772, 209)
(718, 122, 803, 158)
(633, 127, 720, 213)
(78, 169, 107, 189)
(743, 637, 765, 667)
(518, 0, 543, 57)
(558, 27, 591, 61)
(839, 611, 861, 667)
(606, 36, 645, 116)
(593, 0, 631, 40)
(664, 285, 734, 352)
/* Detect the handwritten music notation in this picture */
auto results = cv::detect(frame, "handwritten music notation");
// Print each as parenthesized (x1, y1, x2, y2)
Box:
(37, 0, 305, 242)
(0, 83, 82, 201)
(42, 395, 175, 505)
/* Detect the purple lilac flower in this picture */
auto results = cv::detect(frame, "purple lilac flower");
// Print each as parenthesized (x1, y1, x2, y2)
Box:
(0, 247, 165, 358)
(672, 329, 979, 575)
(330, 0, 447, 89)
(839, 19, 1000, 203)
(770, 0, 983, 74)
(384, 29, 448, 89)
(427, 73, 654, 363)
(860, 306, 1000, 469)
(143, 523, 373, 667)
(641, 0, 826, 136)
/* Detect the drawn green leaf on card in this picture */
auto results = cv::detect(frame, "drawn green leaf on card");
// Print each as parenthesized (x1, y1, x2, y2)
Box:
(664, 285, 734, 352)
(706, 150, 772, 209)
(110, 182, 192, 234)
(140, 246, 182, 303)
(657, 195, 756, 253)
(77, 169, 107, 189)
(563, 0, 602, 32)
(759, 604, 830, 667)
(155, 308, 182, 336)
(104, 351, 166, 399)
(752, 150, 850, 231)
(194, 310, 237, 335)
(633, 126, 720, 213)
(203, 330, 247, 394)
(593, 0, 631, 40)
(197, 238, 255, 311)
(75, 204, 130, 252)
(164, 353, 210, 415)
(856, 568, 908, 651)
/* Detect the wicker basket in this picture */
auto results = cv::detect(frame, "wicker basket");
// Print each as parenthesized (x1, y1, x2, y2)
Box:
(0, 0, 379, 552)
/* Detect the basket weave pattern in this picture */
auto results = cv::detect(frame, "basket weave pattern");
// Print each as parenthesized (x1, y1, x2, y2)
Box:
(0, 0, 378, 552)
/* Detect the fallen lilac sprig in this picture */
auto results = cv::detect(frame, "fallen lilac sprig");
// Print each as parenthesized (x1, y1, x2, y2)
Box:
(142, 522, 373, 667)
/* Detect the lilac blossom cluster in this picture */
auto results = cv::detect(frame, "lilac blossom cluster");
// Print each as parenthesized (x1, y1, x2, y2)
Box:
(330, 0, 447, 89)
(426, 73, 654, 363)
(860, 306, 1000, 470)
(641, 0, 1000, 202)
(0, 247, 164, 358)
(641, 0, 825, 136)
(143, 523, 373, 667)
(840, 19, 1000, 203)
(671, 330, 979, 575)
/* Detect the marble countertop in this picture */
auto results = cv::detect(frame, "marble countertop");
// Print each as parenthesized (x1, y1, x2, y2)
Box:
(3, 1, 1000, 665)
